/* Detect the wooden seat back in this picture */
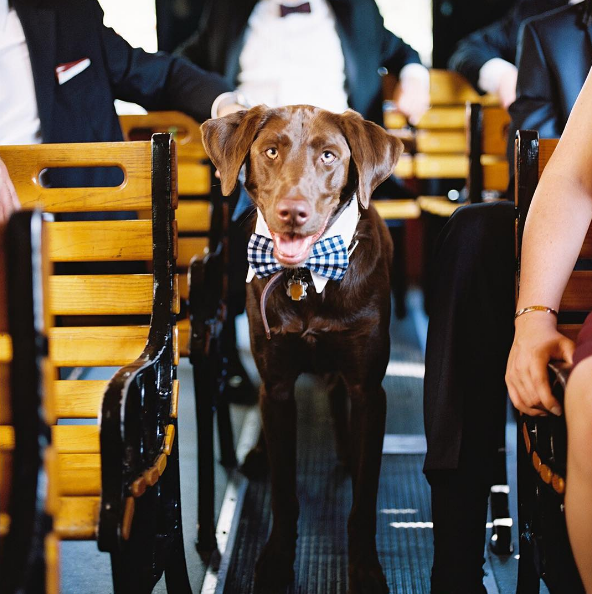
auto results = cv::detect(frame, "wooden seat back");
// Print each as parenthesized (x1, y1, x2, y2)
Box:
(515, 130, 591, 592)
(120, 112, 213, 355)
(0, 210, 57, 594)
(0, 135, 191, 591)
(466, 103, 510, 203)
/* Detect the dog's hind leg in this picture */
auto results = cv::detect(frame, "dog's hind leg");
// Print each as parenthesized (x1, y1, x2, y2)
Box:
(345, 380, 389, 594)
(254, 380, 299, 590)
(327, 374, 351, 468)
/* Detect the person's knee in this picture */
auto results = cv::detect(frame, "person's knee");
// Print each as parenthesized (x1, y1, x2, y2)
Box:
(441, 201, 514, 259)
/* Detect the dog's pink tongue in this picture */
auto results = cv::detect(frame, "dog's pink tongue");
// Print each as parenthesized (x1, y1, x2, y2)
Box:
(274, 233, 315, 263)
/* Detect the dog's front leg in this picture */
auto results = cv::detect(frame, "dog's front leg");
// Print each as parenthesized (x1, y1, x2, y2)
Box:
(346, 381, 389, 594)
(254, 380, 299, 590)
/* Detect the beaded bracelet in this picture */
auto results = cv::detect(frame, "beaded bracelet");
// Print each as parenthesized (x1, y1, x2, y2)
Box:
(514, 305, 558, 320)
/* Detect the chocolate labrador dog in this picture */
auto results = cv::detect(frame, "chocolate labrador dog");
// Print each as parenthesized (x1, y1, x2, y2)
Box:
(201, 105, 403, 594)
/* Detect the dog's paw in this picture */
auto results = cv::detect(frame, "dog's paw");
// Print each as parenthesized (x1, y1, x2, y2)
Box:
(240, 445, 269, 479)
(348, 560, 389, 594)
(254, 541, 295, 590)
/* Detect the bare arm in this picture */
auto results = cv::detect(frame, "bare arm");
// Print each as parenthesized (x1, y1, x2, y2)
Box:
(0, 158, 20, 224)
(506, 67, 592, 416)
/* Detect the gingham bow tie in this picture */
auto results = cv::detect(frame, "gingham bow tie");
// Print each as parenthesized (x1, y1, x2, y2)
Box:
(247, 233, 349, 281)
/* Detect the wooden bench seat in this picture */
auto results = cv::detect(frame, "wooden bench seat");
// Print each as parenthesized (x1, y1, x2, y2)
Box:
(515, 130, 590, 593)
(0, 134, 191, 593)
(0, 210, 59, 592)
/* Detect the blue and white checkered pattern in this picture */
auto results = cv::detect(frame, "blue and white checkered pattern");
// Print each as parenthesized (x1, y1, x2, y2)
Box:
(247, 233, 349, 281)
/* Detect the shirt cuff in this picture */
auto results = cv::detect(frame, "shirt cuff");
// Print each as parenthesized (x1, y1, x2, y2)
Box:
(478, 58, 517, 95)
(399, 63, 430, 86)
(211, 91, 250, 119)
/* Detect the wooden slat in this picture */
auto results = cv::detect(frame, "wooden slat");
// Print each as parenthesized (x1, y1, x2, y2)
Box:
(482, 108, 510, 155)
(178, 162, 210, 196)
(178, 274, 189, 301)
(416, 107, 466, 130)
(482, 159, 509, 192)
(415, 154, 468, 179)
(560, 271, 592, 311)
(45, 532, 60, 594)
(50, 274, 153, 315)
(178, 318, 190, 358)
(418, 196, 464, 218)
(0, 450, 12, 513)
(119, 112, 207, 160)
(558, 324, 581, 343)
(0, 334, 11, 363)
(429, 69, 481, 106)
(374, 199, 420, 220)
(0, 425, 14, 448)
(0, 364, 10, 424)
(52, 426, 100, 454)
(58, 454, 101, 496)
(538, 139, 560, 177)
(393, 154, 414, 179)
(50, 275, 180, 316)
(0, 512, 9, 536)
(0, 142, 152, 212)
(416, 130, 466, 153)
(55, 496, 99, 539)
(47, 220, 153, 262)
(384, 110, 408, 130)
(49, 325, 149, 367)
(54, 380, 108, 419)
(177, 237, 209, 268)
(176, 201, 211, 232)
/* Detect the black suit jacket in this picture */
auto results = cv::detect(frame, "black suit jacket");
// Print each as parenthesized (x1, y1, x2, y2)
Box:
(510, 3, 592, 143)
(448, 0, 565, 90)
(506, 2, 592, 197)
(13, 0, 232, 187)
(176, 0, 422, 126)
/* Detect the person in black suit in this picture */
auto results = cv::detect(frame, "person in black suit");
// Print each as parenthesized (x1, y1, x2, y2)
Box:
(177, 0, 429, 127)
(1, 0, 236, 188)
(425, 3, 592, 592)
(448, 0, 566, 107)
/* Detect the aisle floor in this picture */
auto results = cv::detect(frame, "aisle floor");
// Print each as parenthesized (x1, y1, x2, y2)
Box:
(60, 289, 543, 594)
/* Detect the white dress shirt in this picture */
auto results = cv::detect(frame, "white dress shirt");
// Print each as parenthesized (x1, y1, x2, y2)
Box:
(478, 0, 583, 95)
(0, 0, 42, 145)
(237, 0, 350, 113)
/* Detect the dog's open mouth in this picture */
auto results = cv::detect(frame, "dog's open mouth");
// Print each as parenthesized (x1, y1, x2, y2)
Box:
(270, 222, 328, 267)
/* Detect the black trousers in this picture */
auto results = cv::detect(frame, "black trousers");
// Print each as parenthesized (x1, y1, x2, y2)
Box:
(423, 201, 516, 593)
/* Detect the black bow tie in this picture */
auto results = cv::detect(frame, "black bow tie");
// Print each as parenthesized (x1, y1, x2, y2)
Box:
(279, 2, 312, 17)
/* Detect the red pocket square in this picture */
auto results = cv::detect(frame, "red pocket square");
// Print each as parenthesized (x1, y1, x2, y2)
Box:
(55, 58, 91, 85)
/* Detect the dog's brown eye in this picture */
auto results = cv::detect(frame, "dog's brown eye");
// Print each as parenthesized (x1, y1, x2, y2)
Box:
(321, 151, 336, 164)
(265, 147, 279, 160)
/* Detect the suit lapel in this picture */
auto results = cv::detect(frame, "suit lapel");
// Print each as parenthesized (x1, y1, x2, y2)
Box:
(13, 0, 57, 141)
(329, 0, 357, 105)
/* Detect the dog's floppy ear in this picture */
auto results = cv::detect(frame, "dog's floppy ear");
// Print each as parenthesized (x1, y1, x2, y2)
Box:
(340, 110, 404, 209)
(201, 105, 268, 196)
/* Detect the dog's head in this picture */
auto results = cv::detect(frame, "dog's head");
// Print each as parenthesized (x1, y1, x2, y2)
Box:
(201, 105, 403, 267)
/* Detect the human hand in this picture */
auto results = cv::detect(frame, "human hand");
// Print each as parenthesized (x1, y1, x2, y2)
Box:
(505, 313, 575, 416)
(0, 157, 20, 224)
(394, 74, 430, 126)
(496, 66, 518, 109)
(218, 102, 246, 117)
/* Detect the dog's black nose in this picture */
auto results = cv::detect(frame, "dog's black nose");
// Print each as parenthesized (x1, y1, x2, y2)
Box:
(276, 199, 310, 226)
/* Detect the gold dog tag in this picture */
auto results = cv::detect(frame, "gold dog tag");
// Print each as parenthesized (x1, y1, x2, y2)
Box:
(287, 278, 308, 301)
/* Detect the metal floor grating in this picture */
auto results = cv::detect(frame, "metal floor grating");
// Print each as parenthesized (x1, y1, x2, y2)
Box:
(223, 374, 433, 594)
